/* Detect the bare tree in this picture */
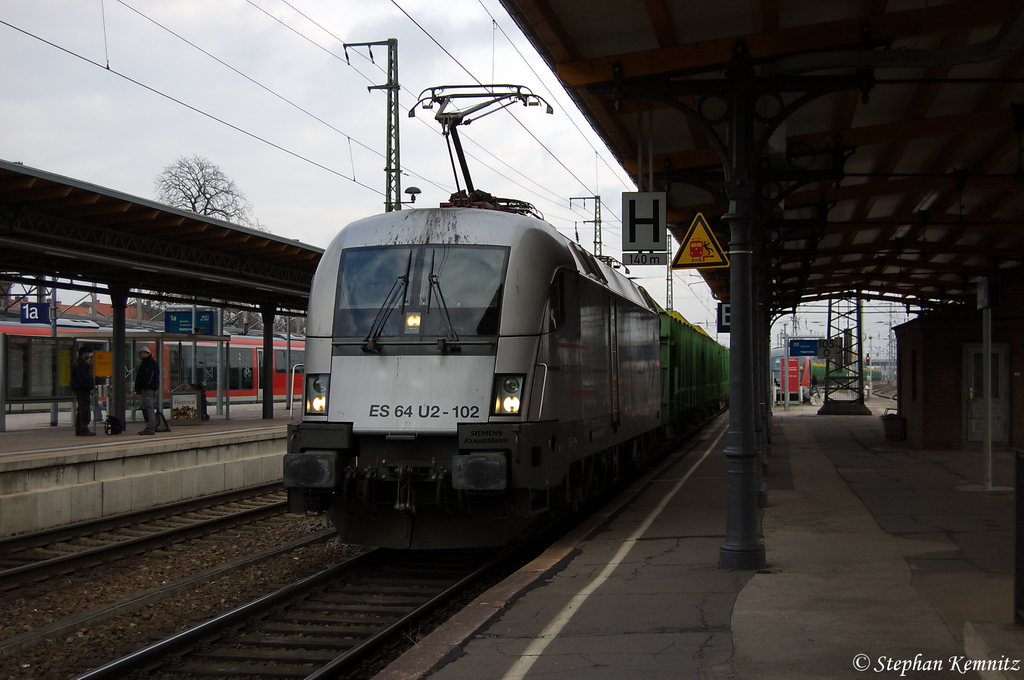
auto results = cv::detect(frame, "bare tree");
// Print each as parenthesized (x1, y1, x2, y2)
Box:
(150, 156, 269, 328)
(155, 155, 265, 230)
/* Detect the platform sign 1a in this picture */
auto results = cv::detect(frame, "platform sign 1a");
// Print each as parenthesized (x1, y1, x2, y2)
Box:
(788, 339, 819, 357)
(621, 192, 667, 252)
(670, 213, 729, 269)
(164, 310, 215, 335)
(19, 302, 50, 324)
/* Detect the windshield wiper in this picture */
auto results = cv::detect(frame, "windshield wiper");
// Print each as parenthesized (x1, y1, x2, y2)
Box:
(426, 250, 461, 353)
(362, 252, 412, 353)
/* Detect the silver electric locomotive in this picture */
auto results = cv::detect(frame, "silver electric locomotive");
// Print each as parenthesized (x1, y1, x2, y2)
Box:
(284, 205, 663, 548)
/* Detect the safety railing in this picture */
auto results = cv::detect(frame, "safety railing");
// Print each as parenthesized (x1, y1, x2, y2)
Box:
(288, 363, 304, 417)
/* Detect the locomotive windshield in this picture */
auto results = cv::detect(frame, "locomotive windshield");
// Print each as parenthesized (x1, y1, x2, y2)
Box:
(333, 244, 508, 340)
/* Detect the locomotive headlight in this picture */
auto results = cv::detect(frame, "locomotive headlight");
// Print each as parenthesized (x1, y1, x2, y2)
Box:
(304, 374, 330, 415)
(405, 313, 421, 334)
(492, 374, 525, 415)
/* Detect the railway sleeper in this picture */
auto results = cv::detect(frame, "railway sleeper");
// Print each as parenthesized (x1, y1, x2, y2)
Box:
(247, 625, 375, 640)
(166, 660, 327, 676)
(193, 646, 346, 662)
(232, 633, 365, 650)
(293, 596, 431, 608)
(268, 612, 400, 626)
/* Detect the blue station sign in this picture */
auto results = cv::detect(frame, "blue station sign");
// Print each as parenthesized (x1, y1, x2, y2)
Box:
(19, 302, 50, 324)
(788, 339, 820, 357)
(164, 310, 215, 335)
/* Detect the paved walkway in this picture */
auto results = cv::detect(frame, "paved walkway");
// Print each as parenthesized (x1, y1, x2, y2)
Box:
(0, 402, 294, 459)
(376, 396, 1020, 679)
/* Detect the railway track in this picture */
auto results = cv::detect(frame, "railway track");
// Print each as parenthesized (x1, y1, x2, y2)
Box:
(40, 416, 727, 679)
(0, 482, 289, 591)
(72, 545, 514, 679)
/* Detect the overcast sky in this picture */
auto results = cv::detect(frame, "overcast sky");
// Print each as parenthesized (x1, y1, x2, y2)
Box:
(0, 0, 735, 333)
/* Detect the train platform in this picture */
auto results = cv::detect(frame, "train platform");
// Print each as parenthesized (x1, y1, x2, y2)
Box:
(0, 403, 296, 537)
(375, 395, 1021, 680)
(0, 402, 295, 459)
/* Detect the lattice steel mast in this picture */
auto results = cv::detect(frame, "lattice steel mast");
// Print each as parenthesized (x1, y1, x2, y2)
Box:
(344, 39, 401, 212)
(569, 196, 602, 256)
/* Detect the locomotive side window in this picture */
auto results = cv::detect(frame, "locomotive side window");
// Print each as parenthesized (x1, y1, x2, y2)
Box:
(334, 245, 509, 341)
(547, 271, 566, 332)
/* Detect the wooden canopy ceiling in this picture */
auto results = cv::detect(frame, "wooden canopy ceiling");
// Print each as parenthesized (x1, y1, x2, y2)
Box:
(500, 0, 1024, 315)
(0, 160, 321, 314)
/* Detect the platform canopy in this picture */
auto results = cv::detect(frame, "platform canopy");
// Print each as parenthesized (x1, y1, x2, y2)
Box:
(500, 0, 1024, 314)
(0, 159, 322, 315)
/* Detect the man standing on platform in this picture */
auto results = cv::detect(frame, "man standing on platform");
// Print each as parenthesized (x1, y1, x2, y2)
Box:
(135, 346, 160, 436)
(71, 346, 96, 436)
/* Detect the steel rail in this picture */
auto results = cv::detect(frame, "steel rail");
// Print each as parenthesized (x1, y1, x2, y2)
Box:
(0, 483, 287, 590)
(70, 549, 382, 680)
(305, 546, 520, 679)
(69, 546, 524, 680)
(69, 416, 731, 679)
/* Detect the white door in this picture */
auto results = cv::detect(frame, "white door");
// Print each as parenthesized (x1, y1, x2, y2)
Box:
(962, 343, 1009, 444)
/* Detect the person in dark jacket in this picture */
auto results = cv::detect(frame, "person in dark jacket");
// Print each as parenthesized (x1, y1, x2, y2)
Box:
(71, 346, 96, 436)
(134, 345, 160, 435)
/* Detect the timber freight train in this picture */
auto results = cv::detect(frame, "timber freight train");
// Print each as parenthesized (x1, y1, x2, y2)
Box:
(283, 203, 728, 549)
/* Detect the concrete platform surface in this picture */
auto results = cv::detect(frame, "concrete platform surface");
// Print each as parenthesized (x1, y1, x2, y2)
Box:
(0, 402, 295, 460)
(0, 402, 295, 536)
(375, 397, 1021, 680)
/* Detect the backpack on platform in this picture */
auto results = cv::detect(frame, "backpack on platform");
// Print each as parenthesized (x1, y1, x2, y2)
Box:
(104, 415, 124, 435)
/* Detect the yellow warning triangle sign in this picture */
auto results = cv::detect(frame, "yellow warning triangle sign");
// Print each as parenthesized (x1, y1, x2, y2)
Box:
(670, 213, 730, 269)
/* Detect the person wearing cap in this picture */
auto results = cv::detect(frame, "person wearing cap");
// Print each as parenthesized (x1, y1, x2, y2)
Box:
(71, 346, 96, 436)
(134, 345, 160, 435)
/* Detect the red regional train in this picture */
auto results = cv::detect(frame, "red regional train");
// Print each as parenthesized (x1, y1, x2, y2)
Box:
(0, 319, 304, 406)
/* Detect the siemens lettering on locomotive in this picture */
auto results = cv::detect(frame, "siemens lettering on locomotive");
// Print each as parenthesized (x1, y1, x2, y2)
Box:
(282, 203, 728, 549)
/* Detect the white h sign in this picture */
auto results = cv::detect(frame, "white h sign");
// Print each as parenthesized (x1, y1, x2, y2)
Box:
(621, 192, 667, 252)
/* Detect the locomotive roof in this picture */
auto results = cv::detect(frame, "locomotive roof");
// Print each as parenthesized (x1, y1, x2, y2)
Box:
(321, 207, 657, 313)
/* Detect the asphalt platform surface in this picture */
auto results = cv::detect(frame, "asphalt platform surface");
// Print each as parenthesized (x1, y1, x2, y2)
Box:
(374, 395, 1019, 680)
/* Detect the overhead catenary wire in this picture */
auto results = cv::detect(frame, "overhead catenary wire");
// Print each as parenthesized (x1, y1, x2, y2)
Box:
(50, 0, 590, 224)
(248, 0, 634, 238)
(116, 0, 453, 196)
(252, 0, 571, 205)
(5, 1, 714, 316)
(476, 1, 636, 194)
(277, 0, 728, 317)
(0, 17, 385, 197)
(389, 0, 604, 198)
